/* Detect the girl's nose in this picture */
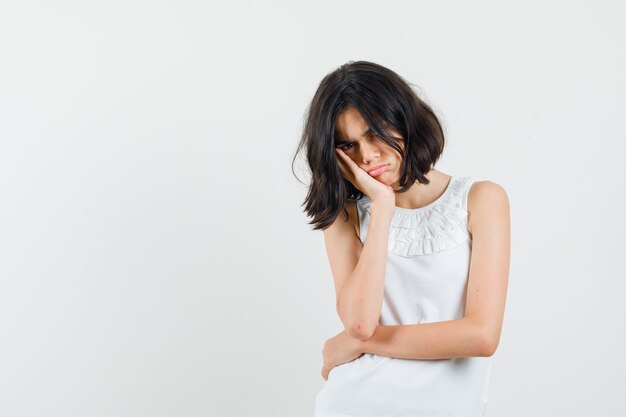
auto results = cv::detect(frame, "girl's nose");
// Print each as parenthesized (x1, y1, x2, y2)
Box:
(360, 141, 380, 164)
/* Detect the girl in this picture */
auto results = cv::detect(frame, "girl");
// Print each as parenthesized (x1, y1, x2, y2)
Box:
(293, 61, 510, 416)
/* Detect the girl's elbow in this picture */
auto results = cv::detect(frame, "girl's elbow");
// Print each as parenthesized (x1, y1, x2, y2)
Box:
(466, 318, 500, 357)
(346, 321, 377, 341)
(477, 332, 500, 357)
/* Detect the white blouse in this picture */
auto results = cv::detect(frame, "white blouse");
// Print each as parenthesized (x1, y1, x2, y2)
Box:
(315, 176, 493, 417)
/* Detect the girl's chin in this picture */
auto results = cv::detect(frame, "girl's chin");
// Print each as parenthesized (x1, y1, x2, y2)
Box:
(377, 174, 398, 186)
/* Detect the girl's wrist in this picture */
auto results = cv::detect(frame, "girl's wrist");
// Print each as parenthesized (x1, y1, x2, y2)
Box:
(370, 200, 395, 218)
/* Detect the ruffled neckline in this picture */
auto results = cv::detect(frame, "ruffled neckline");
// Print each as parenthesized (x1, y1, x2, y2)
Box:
(355, 176, 472, 257)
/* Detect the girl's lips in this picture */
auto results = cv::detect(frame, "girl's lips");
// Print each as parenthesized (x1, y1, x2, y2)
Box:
(368, 164, 389, 176)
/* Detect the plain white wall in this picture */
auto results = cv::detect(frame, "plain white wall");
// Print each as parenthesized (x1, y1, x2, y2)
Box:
(1, 1, 624, 416)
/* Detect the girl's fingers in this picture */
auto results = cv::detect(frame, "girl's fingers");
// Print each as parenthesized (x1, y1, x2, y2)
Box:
(335, 148, 357, 177)
(335, 149, 350, 177)
(335, 148, 351, 168)
(336, 148, 364, 175)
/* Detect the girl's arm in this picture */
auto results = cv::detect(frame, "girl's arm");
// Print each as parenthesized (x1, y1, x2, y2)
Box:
(324, 200, 394, 341)
(360, 318, 493, 359)
(359, 181, 510, 359)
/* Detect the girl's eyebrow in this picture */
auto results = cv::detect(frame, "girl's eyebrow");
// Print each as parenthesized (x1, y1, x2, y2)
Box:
(336, 127, 372, 144)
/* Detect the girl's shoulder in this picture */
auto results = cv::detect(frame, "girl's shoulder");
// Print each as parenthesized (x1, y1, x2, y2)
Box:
(467, 180, 509, 237)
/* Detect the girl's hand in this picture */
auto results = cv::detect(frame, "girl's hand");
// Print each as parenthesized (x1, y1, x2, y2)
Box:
(335, 148, 395, 204)
(321, 330, 365, 381)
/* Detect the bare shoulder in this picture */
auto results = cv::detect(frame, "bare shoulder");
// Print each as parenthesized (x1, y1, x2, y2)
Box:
(467, 181, 510, 237)
(322, 200, 360, 240)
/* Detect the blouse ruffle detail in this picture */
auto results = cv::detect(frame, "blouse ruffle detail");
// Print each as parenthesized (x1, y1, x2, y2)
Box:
(356, 177, 471, 257)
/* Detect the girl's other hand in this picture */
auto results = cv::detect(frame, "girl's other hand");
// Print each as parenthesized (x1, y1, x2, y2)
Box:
(321, 330, 365, 381)
(335, 148, 395, 205)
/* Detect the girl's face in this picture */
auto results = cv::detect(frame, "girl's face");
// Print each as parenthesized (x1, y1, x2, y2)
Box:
(334, 106, 405, 188)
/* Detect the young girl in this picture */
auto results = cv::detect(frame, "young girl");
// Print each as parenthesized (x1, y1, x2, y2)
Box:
(293, 61, 510, 416)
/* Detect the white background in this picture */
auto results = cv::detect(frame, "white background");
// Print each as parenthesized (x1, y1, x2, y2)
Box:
(1, 1, 625, 416)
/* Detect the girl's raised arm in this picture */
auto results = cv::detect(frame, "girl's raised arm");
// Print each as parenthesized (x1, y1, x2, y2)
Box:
(323, 199, 394, 340)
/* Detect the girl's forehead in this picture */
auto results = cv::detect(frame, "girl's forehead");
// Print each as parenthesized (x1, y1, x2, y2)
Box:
(335, 106, 403, 142)
(336, 107, 367, 130)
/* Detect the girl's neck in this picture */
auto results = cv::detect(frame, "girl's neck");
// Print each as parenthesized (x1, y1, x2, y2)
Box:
(393, 168, 452, 210)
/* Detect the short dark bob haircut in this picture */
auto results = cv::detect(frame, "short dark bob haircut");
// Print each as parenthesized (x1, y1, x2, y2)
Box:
(292, 61, 445, 231)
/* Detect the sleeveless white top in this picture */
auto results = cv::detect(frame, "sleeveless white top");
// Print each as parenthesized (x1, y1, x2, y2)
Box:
(315, 176, 493, 417)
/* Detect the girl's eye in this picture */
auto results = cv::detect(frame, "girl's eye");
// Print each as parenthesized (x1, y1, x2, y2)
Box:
(338, 143, 354, 151)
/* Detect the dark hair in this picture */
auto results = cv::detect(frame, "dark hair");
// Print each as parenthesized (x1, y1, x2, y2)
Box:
(291, 61, 445, 231)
